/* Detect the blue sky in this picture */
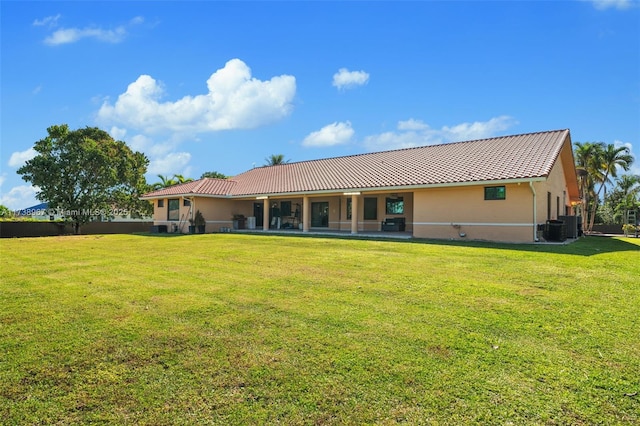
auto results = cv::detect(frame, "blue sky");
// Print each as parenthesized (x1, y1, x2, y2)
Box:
(1, 0, 639, 209)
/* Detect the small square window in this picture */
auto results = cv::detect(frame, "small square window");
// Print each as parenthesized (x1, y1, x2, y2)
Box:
(386, 197, 404, 214)
(484, 186, 506, 200)
(158, 200, 164, 208)
(183, 199, 191, 207)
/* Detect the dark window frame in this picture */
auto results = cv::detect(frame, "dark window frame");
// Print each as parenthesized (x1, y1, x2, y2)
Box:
(157, 199, 164, 208)
(168, 198, 180, 221)
(484, 186, 506, 200)
(364, 198, 378, 220)
(281, 201, 292, 217)
(385, 196, 404, 215)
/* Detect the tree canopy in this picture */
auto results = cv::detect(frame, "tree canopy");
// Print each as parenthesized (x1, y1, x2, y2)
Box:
(0, 204, 13, 218)
(151, 174, 194, 190)
(264, 154, 290, 166)
(17, 124, 151, 233)
(574, 141, 634, 232)
(200, 171, 228, 179)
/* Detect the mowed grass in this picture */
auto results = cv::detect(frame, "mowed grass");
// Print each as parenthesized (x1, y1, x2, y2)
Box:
(1, 234, 639, 425)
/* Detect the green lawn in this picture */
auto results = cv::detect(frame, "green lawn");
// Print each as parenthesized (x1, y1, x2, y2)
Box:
(1, 234, 639, 425)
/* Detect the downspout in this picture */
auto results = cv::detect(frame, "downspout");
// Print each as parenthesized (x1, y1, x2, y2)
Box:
(529, 181, 538, 242)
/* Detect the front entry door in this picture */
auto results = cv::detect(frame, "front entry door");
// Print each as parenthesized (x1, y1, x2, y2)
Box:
(311, 202, 329, 227)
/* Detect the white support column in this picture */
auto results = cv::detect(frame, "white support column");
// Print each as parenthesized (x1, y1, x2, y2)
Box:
(303, 196, 310, 232)
(263, 198, 269, 231)
(351, 194, 359, 234)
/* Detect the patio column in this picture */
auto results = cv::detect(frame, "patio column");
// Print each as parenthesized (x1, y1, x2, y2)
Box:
(263, 198, 269, 231)
(350, 194, 359, 234)
(302, 196, 310, 232)
(344, 192, 361, 234)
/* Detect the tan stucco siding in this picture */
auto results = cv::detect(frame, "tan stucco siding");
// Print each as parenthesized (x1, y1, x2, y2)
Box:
(533, 158, 573, 222)
(412, 184, 535, 242)
(151, 196, 239, 233)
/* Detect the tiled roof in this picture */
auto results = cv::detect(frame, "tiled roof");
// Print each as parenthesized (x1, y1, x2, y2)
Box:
(142, 178, 237, 198)
(142, 129, 573, 198)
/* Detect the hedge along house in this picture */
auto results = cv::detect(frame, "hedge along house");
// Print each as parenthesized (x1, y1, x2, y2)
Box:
(140, 129, 580, 243)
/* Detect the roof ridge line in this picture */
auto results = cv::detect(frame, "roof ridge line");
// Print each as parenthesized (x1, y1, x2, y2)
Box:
(247, 129, 571, 169)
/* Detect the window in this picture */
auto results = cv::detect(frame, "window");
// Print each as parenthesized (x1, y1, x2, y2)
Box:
(547, 192, 551, 220)
(484, 186, 506, 200)
(168, 198, 179, 221)
(157, 200, 164, 208)
(556, 196, 560, 219)
(346, 198, 352, 220)
(183, 199, 191, 207)
(364, 198, 377, 220)
(281, 201, 291, 217)
(386, 197, 404, 214)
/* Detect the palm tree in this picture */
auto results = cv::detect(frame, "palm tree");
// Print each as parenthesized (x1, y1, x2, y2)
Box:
(264, 154, 289, 166)
(574, 142, 601, 233)
(152, 174, 177, 190)
(151, 174, 193, 190)
(587, 144, 633, 231)
(611, 174, 640, 223)
(615, 174, 640, 196)
(172, 174, 194, 184)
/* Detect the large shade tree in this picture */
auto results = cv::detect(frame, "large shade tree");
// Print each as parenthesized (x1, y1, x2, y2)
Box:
(18, 125, 151, 233)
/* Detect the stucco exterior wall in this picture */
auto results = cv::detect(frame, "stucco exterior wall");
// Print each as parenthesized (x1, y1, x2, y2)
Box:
(533, 158, 573, 222)
(412, 183, 536, 242)
(151, 196, 239, 233)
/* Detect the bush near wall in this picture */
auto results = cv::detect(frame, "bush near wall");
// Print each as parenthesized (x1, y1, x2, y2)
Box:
(0, 221, 153, 238)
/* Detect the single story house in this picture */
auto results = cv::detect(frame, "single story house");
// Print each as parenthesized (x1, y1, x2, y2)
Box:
(141, 129, 580, 243)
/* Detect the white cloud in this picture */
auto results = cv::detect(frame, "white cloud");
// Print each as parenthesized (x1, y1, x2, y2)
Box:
(45, 26, 128, 45)
(0, 175, 5, 189)
(148, 152, 192, 176)
(0, 185, 39, 210)
(109, 126, 128, 141)
(8, 147, 37, 168)
(398, 119, 430, 131)
(98, 59, 296, 134)
(441, 116, 516, 141)
(33, 14, 61, 27)
(41, 16, 144, 46)
(591, 0, 635, 10)
(614, 140, 640, 176)
(302, 121, 354, 147)
(363, 115, 517, 152)
(332, 68, 370, 90)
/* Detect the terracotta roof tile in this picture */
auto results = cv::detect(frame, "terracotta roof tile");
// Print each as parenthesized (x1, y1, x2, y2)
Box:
(142, 129, 572, 198)
(142, 178, 237, 198)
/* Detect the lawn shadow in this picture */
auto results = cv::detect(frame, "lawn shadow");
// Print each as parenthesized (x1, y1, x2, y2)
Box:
(131, 231, 639, 256)
(407, 235, 640, 257)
